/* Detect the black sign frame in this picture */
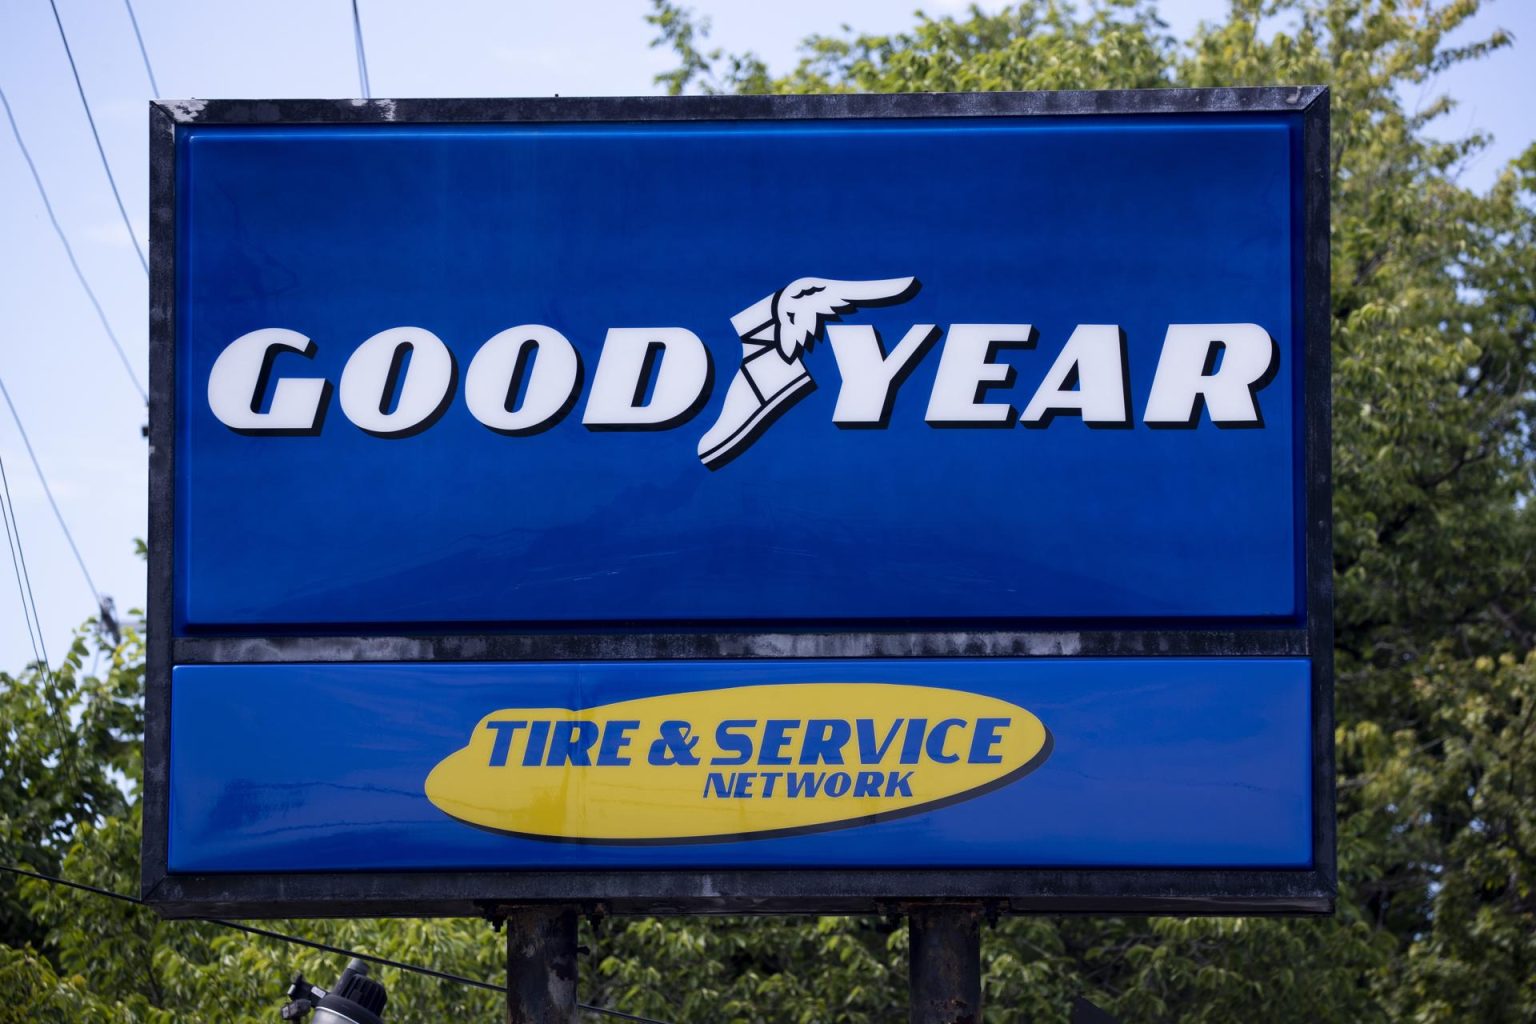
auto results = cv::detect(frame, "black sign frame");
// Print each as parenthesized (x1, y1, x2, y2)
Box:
(143, 87, 1333, 918)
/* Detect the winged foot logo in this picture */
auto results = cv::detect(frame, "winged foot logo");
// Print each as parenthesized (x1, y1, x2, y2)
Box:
(697, 276, 920, 467)
(206, 276, 1281, 468)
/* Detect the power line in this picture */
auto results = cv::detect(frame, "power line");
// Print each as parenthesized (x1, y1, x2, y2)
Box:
(0, 376, 101, 608)
(0, 83, 148, 404)
(350, 0, 372, 99)
(0, 452, 46, 670)
(0, 443, 83, 779)
(0, 453, 52, 676)
(574, 1002, 678, 1023)
(122, 0, 159, 97)
(2, 863, 503, 989)
(0, 445, 73, 770)
(0, 864, 677, 1024)
(46, 0, 148, 275)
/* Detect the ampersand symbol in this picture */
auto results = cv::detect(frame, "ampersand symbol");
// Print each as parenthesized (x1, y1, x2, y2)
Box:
(648, 720, 701, 765)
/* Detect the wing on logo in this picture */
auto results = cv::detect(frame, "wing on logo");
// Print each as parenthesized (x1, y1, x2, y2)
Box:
(697, 277, 919, 469)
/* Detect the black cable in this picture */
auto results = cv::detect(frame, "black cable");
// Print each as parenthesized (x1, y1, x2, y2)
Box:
(0, 376, 102, 608)
(351, 0, 372, 99)
(0, 451, 53, 676)
(45, 0, 149, 275)
(211, 918, 506, 992)
(572, 1003, 677, 1023)
(0, 864, 498, 988)
(0, 864, 675, 1023)
(0, 446, 78, 772)
(0, 82, 148, 403)
(3, 864, 129, 907)
(122, 0, 159, 97)
(0, 451, 45, 668)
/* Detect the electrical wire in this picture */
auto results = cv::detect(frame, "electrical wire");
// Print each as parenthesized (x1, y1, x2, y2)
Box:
(0, 433, 90, 783)
(0, 864, 676, 1024)
(0, 83, 148, 404)
(350, 0, 372, 99)
(0, 451, 46, 670)
(122, 0, 159, 97)
(0, 453, 53, 677)
(0, 376, 102, 608)
(571, 1002, 678, 1023)
(46, 0, 148, 274)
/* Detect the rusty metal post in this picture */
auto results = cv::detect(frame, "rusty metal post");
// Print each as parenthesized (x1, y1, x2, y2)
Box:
(909, 904, 982, 1024)
(505, 905, 577, 1024)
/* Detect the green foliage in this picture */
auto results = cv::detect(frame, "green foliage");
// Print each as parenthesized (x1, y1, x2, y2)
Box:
(587, 915, 906, 1023)
(4, 1, 1534, 1019)
(0, 628, 140, 948)
(646, 1, 771, 95)
(640, 2, 1536, 1016)
(778, 0, 1175, 94)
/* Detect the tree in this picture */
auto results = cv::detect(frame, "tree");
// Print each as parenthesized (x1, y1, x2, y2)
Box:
(644, 1, 1536, 1018)
(4, 1, 1533, 1020)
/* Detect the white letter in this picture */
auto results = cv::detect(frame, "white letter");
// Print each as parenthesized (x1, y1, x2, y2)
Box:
(924, 324, 1034, 426)
(1144, 323, 1276, 426)
(339, 326, 456, 437)
(207, 327, 329, 434)
(466, 326, 581, 434)
(583, 328, 711, 429)
(828, 324, 939, 426)
(1020, 324, 1129, 427)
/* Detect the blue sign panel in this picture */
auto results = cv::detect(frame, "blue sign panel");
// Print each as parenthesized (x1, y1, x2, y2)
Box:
(168, 658, 1310, 873)
(146, 91, 1331, 918)
(174, 114, 1304, 631)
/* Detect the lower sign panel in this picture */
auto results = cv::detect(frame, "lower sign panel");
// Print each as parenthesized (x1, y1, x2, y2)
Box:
(167, 658, 1311, 872)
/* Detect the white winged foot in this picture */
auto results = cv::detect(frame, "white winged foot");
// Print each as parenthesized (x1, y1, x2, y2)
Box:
(697, 347, 816, 468)
(697, 277, 918, 469)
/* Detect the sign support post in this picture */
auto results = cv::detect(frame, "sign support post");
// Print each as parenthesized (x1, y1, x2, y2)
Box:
(909, 904, 983, 1024)
(504, 906, 578, 1024)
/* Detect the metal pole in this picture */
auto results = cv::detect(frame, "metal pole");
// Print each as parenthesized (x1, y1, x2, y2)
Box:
(505, 906, 578, 1024)
(908, 904, 982, 1024)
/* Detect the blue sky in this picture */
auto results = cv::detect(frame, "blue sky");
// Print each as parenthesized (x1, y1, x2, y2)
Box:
(0, 0, 1532, 669)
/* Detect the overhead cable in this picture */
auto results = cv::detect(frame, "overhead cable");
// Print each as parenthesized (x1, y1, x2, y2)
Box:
(351, 0, 372, 99)
(122, 0, 160, 97)
(0, 450, 47, 670)
(0, 83, 148, 403)
(0, 376, 102, 608)
(0, 441, 86, 769)
(46, 0, 149, 274)
(0, 445, 71, 746)
(0, 453, 52, 673)
(0, 864, 677, 1024)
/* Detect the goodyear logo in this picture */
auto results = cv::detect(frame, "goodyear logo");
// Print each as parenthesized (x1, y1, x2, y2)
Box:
(210, 276, 1277, 470)
(425, 683, 1051, 843)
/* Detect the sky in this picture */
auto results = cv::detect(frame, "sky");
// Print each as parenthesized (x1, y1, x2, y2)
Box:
(0, 0, 1533, 670)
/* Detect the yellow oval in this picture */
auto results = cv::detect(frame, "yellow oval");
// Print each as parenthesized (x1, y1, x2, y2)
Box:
(425, 683, 1050, 843)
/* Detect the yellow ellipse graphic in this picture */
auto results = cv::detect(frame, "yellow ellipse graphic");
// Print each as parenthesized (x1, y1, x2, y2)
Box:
(424, 683, 1051, 843)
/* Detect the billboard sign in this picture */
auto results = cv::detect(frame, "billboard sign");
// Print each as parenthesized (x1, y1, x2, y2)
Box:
(145, 89, 1332, 916)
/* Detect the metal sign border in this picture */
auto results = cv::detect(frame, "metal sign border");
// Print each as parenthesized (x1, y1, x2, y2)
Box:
(143, 87, 1333, 918)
